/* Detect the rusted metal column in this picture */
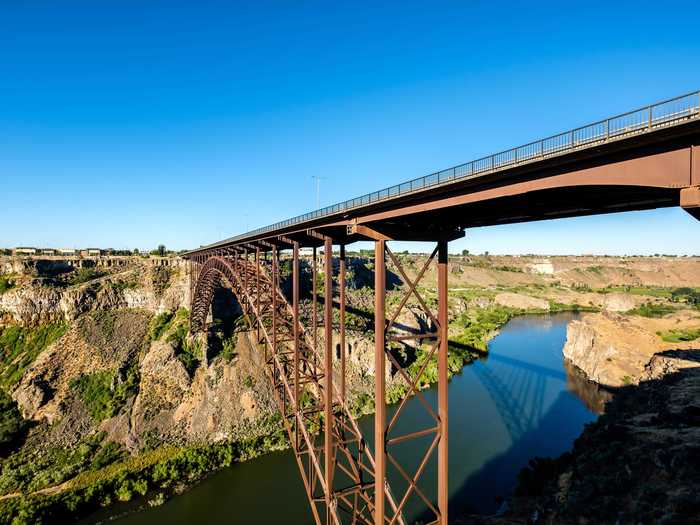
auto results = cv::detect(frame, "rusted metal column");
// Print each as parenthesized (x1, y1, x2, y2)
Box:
(323, 237, 334, 523)
(188, 259, 193, 310)
(272, 245, 278, 363)
(374, 239, 386, 525)
(243, 249, 248, 314)
(312, 246, 318, 366)
(293, 242, 300, 408)
(255, 248, 260, 342)
(437, 240, 449, 523)
(339, 244, 346, 403)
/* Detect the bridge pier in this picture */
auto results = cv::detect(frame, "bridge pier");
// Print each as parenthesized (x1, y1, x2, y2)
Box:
(374, 239, 386, 525)
(437, 240, 449, 522)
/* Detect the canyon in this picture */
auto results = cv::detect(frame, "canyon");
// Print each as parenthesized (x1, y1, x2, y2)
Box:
(0, 253, 699, 524)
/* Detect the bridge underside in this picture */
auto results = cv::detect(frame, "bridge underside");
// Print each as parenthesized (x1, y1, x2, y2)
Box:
(185, 112, 700, 524)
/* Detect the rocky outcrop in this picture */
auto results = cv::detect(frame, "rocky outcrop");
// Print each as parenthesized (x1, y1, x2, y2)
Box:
(563, 311, 700, 387)
(0, 265, 188, 324)
(0, 287, 63, 324)
(600, 292, 636, 312)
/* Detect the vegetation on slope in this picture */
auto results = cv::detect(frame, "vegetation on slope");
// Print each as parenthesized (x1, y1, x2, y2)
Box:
(149, 308, 201, 376)
(0, 323, 68, 390)
(68, 268, 105, 286)
(657, 326, 700, 343)
(0, 392, 28, 456)
(627, 302, 677, 318)
(0, 418, 288, 525)
(0, 276, 15, 295)
(70, 360, 140, 423)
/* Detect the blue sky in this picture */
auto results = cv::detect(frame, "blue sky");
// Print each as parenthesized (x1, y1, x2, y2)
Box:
(2, 1, 700, 254)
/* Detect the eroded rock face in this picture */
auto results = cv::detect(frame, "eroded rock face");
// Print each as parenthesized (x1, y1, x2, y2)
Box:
(12, 311, 151, 424)
(0, 287, 63, 324)
(0, 262, 189, 324)
(120, 331, 278, 448)
(494, 292, 549, 311)
(563, 311, 700, 387)
(600, 292, 636, 312)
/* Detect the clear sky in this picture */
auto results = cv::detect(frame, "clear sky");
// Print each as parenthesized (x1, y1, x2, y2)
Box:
(2, 1, 700, 254)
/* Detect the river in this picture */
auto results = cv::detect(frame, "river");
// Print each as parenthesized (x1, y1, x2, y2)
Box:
(106, 312, 602, 524)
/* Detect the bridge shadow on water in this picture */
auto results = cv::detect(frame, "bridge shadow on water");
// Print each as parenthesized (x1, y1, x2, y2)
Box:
(410, 314, 607, 522)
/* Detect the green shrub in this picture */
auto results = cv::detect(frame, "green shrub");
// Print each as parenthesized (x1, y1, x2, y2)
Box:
(68, 268, 104, 286)
(657, 327, 700, 343)
(164, 310, 200, 377)
(90, 442, 126, 471)
(70, 360, 139, 423)
(0, 276, 14, 294)
(150, 267, 172, 297)
(670, 287, 700, 307)
(0, 423, 289, 525)
(627, 302, 676, 318)
(452, 306, 513, 351)
(149, 312, 174, 341)
(220, 336, 237, 361)
(0, 391, 28, 455)
(0, 322, 68, 389)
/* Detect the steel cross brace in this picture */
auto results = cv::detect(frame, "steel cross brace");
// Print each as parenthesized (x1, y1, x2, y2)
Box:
(373, 241, 449, 525)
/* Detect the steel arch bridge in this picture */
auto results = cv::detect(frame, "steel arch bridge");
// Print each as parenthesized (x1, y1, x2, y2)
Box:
(185, 90, 700, 525)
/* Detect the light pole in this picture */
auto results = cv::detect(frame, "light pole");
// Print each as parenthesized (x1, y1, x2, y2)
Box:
(312, 175, 327, 209)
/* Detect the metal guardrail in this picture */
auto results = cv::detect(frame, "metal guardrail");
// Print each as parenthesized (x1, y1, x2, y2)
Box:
(205, 90, 700, 250)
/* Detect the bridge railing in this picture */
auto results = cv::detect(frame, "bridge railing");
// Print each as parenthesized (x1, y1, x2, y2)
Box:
(218, 90, 700, 246)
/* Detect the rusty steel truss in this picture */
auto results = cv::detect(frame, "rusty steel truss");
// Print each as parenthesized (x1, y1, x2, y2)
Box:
(189, 231, 453, 524)
(184, 89, 700, 524)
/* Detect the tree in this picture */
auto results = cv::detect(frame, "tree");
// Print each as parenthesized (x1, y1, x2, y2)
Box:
(133, 248, 140, 256)
(157, 245, 166, 257)
(461, 249, 470, 256)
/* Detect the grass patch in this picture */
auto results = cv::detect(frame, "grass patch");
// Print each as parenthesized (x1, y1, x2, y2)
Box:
(68, 268, 105, 286)
(626, 302, 676, 318)
(0, 323, 68, 390)
(657, 327, 700, 343)
(70, 359, 139, 423)
(0, 276, 15, 294)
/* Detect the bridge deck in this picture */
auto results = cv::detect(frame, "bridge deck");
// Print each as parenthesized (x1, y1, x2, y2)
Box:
(185, 90, 700, 255)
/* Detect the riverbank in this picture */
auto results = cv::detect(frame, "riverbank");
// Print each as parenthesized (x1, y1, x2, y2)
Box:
(0, 422, 289, 525)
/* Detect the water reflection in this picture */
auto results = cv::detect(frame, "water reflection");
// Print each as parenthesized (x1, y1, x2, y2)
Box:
(563, 359, 612, 414)
(443, 313, 601, 517)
